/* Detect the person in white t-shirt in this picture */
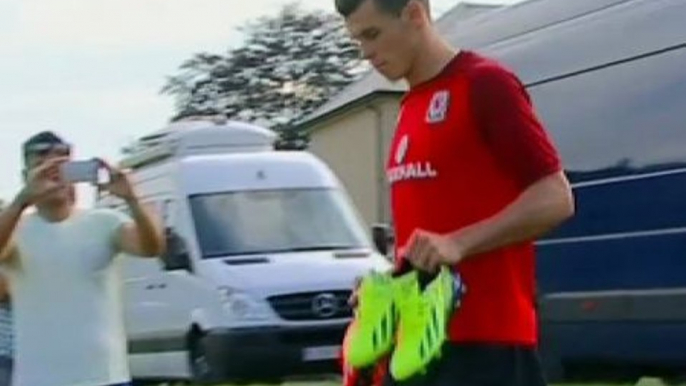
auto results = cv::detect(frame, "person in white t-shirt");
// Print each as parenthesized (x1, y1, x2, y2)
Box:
(0, 131, 165, 386)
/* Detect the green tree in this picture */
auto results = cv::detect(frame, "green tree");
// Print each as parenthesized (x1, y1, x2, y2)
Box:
(161, 3, 365, 150)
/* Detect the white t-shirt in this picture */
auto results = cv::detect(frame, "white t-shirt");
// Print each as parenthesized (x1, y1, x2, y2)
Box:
(3, 208, 132, 386)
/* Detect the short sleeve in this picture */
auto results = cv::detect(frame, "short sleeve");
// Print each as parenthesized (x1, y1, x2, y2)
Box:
(469, 64, 562, 189)
(90, 209, 133, 247)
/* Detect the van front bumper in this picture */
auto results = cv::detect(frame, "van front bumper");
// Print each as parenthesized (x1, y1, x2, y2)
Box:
(202, 323, 347, 380)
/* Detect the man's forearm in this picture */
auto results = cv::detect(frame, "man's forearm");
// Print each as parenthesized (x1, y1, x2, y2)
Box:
(126, 197, 165, 256)
(449, 172, 574, 261)
(0, 192, 28, 261)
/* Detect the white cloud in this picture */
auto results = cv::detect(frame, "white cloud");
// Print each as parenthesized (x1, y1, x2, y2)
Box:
(1, 87, 170, 124)
(10, 0, 331, 52)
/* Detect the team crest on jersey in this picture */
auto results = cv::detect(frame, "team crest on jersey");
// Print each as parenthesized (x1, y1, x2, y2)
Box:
(425, 90, 450, 124)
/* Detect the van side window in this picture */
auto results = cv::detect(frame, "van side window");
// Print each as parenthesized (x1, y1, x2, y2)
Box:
(530, 46, 686, 182)
(530, 47, 686, 239)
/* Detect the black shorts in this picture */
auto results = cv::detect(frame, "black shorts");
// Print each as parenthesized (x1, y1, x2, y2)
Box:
(382, 343, 548, 386)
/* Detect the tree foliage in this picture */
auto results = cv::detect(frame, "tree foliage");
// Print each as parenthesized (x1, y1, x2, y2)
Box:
(161, 3, 366, 149)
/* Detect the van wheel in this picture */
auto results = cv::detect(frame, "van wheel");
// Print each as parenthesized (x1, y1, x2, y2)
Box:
(189, 334, 219, 384)
(130, 380, 157, 386)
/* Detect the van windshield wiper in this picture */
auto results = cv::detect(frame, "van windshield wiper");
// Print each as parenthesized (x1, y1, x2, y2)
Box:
(204, 245, 365, 258)
(283, 245, 362, 252)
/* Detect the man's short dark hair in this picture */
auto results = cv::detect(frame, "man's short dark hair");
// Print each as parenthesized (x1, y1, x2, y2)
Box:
(335, 0, 428, 17)
(21, 131, 70, 165)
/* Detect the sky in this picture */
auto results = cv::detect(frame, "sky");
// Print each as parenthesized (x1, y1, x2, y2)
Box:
(0, 0, 523, 205)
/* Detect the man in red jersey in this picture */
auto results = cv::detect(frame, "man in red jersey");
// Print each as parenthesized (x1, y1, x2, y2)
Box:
(335, 0, 575, 385)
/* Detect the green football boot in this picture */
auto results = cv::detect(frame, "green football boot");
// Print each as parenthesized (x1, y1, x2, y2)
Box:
(344, 271, 398, 368)
(390, 266, 459, 381)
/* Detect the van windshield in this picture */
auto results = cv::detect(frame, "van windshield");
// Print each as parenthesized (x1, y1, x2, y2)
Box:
(188, 188, 371, 258)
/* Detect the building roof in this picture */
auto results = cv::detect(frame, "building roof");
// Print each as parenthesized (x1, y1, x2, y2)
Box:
(297, 0, 633, 130)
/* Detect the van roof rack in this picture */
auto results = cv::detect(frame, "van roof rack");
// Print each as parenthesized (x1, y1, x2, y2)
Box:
(120, 117, 277, 169)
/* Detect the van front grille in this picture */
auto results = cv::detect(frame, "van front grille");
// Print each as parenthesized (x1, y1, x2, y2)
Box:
(268, 291, 352, 321)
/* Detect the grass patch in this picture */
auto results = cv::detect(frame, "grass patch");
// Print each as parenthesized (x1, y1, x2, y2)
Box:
(166, 376, 681, 386)
(182, 383, 644, 386)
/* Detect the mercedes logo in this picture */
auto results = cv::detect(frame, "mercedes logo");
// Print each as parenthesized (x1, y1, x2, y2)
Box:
(311, 293, 339, 318)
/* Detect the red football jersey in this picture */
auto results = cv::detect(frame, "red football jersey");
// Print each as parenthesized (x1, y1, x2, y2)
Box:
(387, 51, 561, 345)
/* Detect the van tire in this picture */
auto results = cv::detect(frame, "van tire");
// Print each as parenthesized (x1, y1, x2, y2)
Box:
(130, 380, 157, 386)
(188, 332, 220, 385)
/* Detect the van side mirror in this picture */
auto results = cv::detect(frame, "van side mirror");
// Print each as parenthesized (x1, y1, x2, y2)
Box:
(372, 223, 393, 257)
(161, 228, 192, 271)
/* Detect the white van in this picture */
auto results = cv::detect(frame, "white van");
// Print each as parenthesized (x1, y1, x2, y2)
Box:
(97, 118, 391, 384)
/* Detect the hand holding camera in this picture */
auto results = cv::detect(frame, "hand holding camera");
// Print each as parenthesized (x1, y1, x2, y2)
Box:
(59, 158, 136, 200)
(96, 159, 136, 201)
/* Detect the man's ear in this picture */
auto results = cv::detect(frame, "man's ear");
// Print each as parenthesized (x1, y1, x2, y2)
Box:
(402, 0, 430, 28)
(21, 168, 27, 182)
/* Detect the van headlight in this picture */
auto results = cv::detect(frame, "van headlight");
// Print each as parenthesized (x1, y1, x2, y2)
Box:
(218, 286, 272, 321)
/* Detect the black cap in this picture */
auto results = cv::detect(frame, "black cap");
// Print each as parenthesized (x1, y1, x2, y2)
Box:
(22, 131, 71, 165)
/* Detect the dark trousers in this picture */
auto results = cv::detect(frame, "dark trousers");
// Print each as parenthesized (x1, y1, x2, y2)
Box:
(383, 343, 548, 386)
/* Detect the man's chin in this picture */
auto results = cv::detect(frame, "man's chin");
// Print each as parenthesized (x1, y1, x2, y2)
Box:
(377, 69, 404, 83)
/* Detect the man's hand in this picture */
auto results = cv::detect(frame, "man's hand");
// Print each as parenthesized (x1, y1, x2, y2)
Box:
(21, 157, 69, 207)
(98, 159, 135, 201)
(347, 276, 363, 309)
(402, 229, 464, 273)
